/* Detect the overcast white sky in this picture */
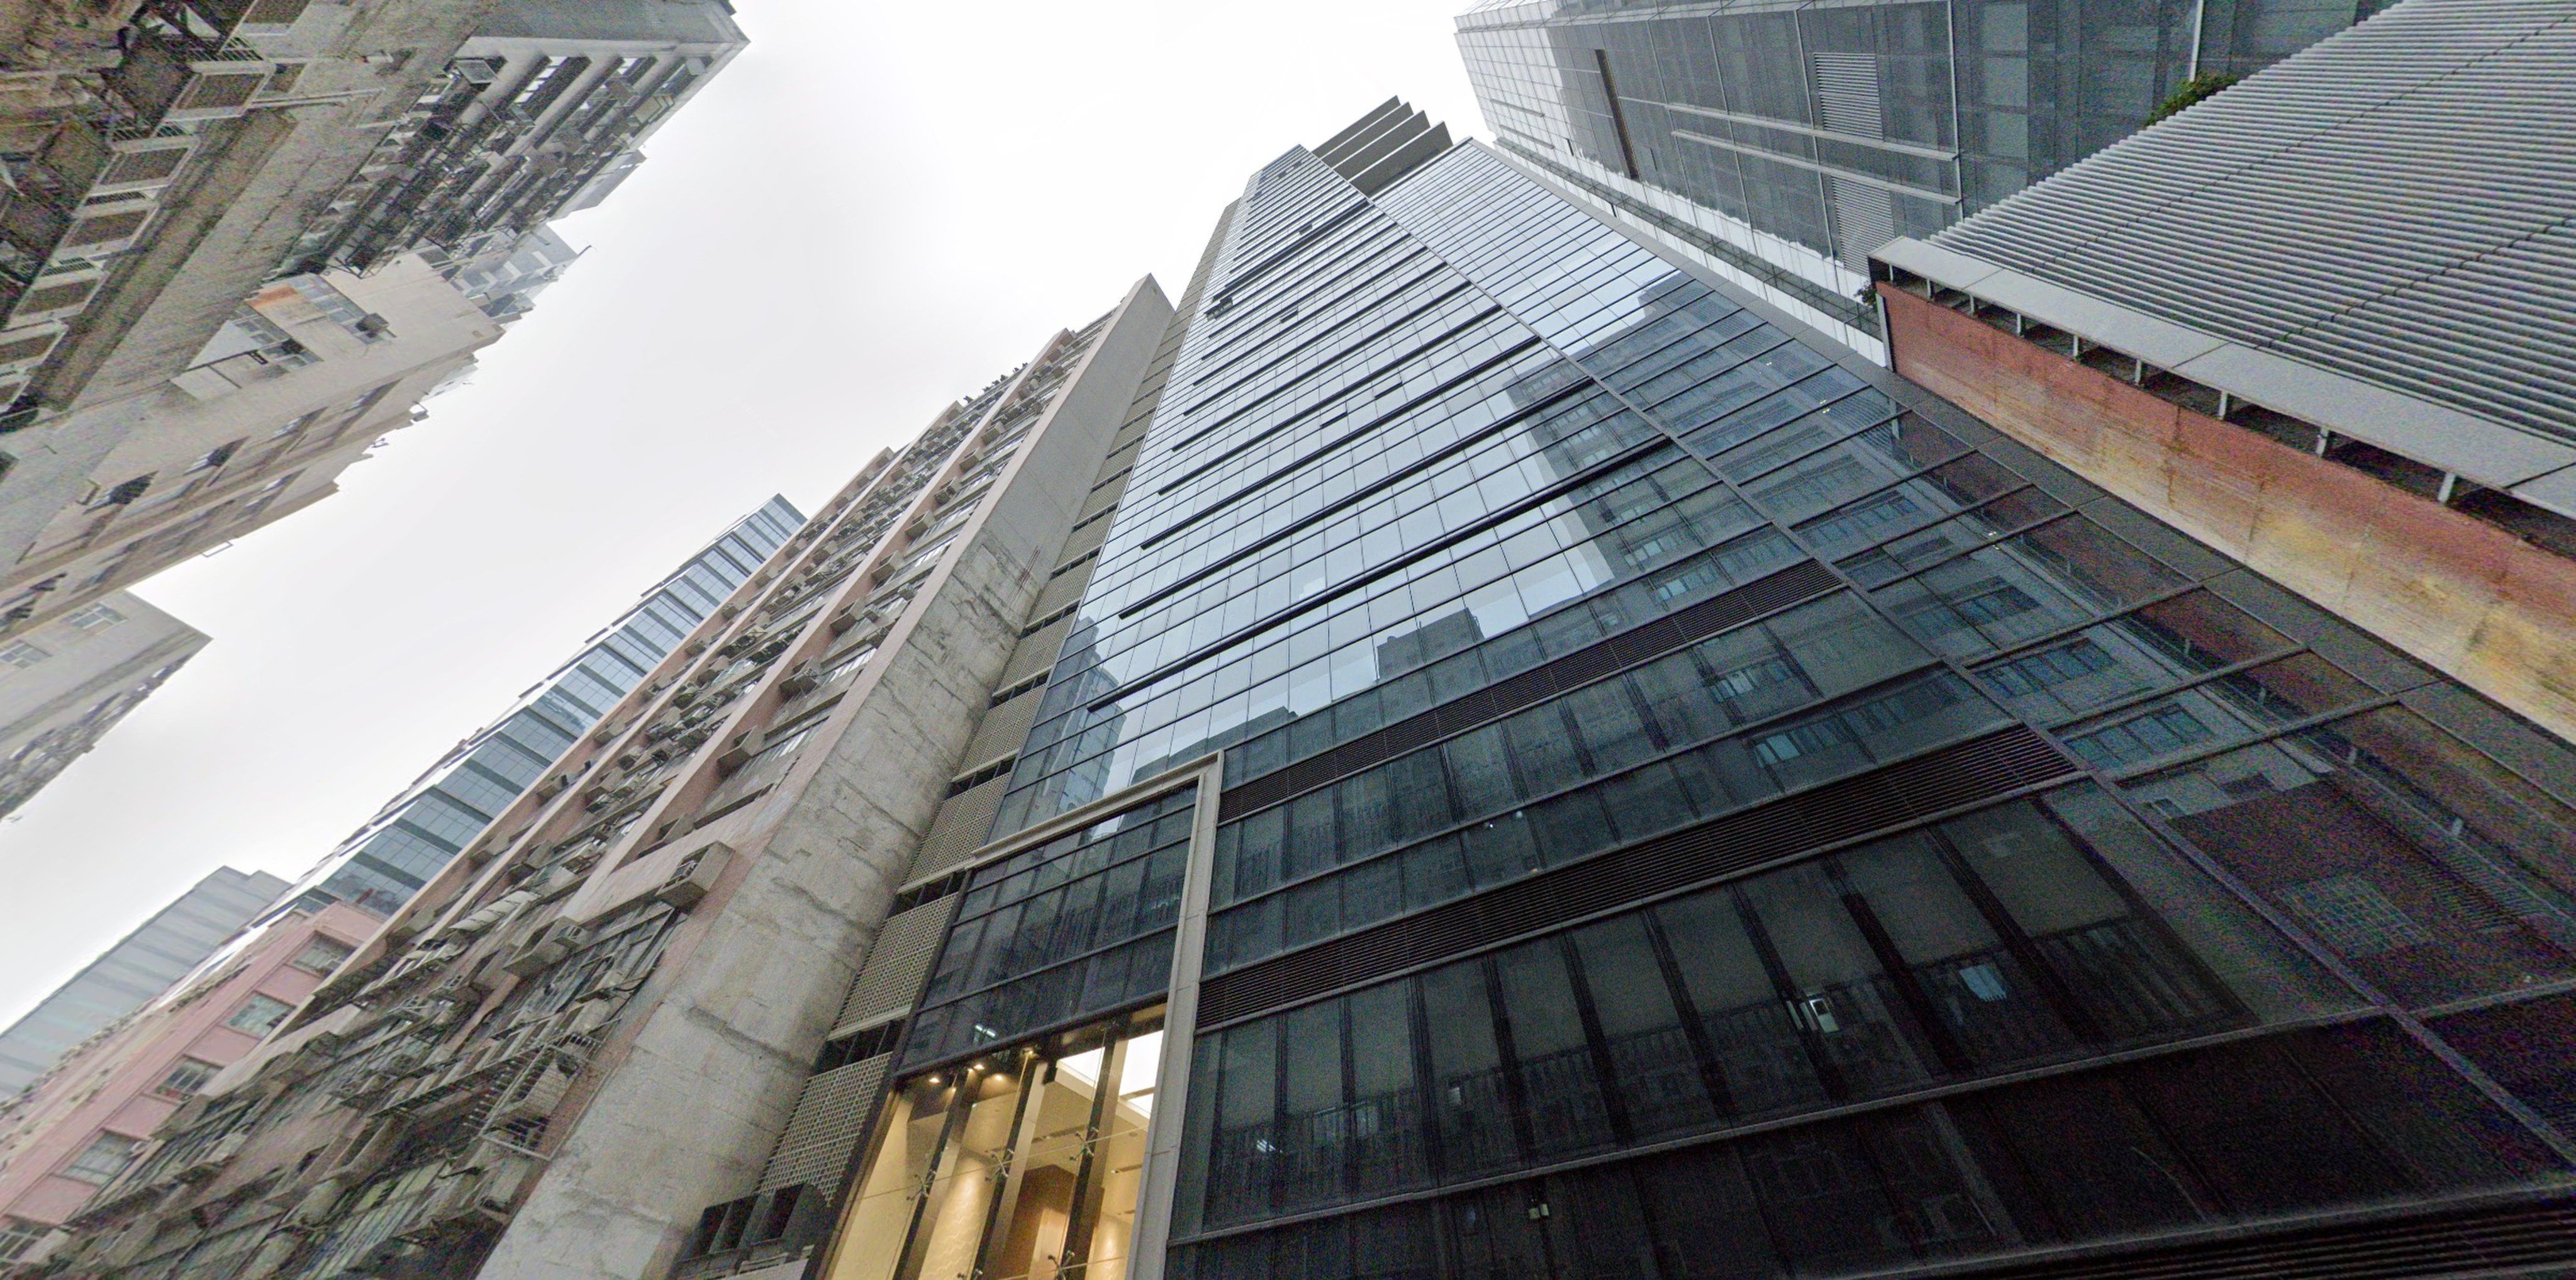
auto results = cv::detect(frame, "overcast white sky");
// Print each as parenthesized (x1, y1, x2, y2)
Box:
(0, 1, 1485, 1028)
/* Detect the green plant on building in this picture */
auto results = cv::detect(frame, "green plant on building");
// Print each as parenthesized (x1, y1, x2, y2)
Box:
(2149, 74, 2243, 124)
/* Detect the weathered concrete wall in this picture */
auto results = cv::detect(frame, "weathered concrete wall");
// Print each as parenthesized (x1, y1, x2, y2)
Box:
(475, 281, 1172, 1279)
(1883, 284, 2576, 744)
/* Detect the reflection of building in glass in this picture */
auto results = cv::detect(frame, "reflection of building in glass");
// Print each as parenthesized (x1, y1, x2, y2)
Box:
(1454, 0, 2380, 355)
(269, 497, 800, 919)
(829, 96, 2576, 1280)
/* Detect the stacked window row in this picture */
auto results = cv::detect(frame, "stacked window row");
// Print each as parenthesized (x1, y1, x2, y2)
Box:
(1000, 420, 1796, 831)
(904, 787, 1198, 1068)
(1205, 592, 1995, 972)
(1176, 785, 2402, 1240)
(1170, 1019, 2548, 1280)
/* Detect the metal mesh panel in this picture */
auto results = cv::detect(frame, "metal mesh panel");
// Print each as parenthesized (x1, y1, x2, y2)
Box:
(1077, 472, 1127, 523)
(960, 688, 1042, 773)
(755, 1054, 890, 1194)
(1027, 559, 1095, 625)
(832, 897, 958, 1036)
(996, 615, 1071, 690)
(1054, 517, 1110, 570)
(910, 778, 1006, 880)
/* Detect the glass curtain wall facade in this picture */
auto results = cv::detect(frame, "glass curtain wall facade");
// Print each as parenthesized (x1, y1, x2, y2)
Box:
(834, 126, 2576, 1280)
(1452, 0, 2387, 343)
(276, 497, 803, 915)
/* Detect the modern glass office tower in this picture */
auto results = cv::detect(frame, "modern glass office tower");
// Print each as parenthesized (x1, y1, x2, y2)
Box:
(1452, 0, 2384, 355)
(810, 105, 2576, 1280)
(270, 497, 801, 917)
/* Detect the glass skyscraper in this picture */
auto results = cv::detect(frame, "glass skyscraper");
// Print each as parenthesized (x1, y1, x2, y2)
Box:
(1452, 0, 2389, 354)
(817, 107, 2576, 1280)
(273, 496, 801, 916)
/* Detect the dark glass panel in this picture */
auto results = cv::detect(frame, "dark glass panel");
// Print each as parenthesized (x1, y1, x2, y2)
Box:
(1463, 811, 1545, 889)
(1206, 1019, 1280, 1227)
(1939, 800, 2239, 1041)
(2039, 783, 2356, 1021)
(1446, 1184, 1555, 1280)
(1422, 960, 1520, 1178)
(2124, 719, 2576, 1005)
(1632, 1144, 1783, 1280)
(1739, 864, 1941, 1096)
(1950, 1072, 2212, 1242)
(1655, 890, 1829, 1116)
(1347, 983, 1429, 1195)
(1836, 835, 2083, 1067)
(1569, 916, 1717, 1138)
(1278, 1001, 1345, 1211)
(1497, 940, 1618, 1158)
(2121, 1037, 2414, 1216)
(1541, 1164, 1667, 1280)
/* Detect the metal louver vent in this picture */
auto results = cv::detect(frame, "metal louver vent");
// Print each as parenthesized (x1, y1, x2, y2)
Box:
(1921, 0, 2576, 447)
(1810, 52, 1883, 137)
(1811, 52, 1897, 268)
(1937, 1194, 2576, 1280)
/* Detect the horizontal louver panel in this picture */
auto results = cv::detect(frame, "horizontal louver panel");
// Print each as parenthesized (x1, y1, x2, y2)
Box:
(1938, 1196, 2576, 1280)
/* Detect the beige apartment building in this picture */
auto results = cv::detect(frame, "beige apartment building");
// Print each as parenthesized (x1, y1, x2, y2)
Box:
(0, 590, 205, 816)
(0, 252, 505, 634)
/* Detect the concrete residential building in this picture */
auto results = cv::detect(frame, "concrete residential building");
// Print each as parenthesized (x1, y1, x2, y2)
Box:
(0, 250, 510, 637)
(0, 0, 738, 637)
(1869, 0, 2576, 743)
(0, 902, 376, 1270)
(285, 0, 747, 275)
(0, 868, 286, 1099)
(433, 227, 583, 328)
(269, 496, 802, 919)
(0, 0, 505, 423)
(1451, 0, 2383, 358)
(28, 283, 1173, 1280)
(0, 0, 733, 420)
(0, 592, 206, 817)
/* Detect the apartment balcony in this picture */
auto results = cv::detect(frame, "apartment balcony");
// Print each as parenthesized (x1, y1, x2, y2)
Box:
(173, 0, 312, 36)
(102, 29, 275, 126)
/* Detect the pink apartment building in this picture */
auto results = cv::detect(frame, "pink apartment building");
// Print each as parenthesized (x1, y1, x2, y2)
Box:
(0, 902, 376, 1267)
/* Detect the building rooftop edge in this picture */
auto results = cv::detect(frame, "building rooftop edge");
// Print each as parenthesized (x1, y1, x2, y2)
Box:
(1873, 235, 2576, 519)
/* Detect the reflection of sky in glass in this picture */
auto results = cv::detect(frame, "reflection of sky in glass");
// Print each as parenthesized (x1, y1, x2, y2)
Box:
(998, 143, 1865, 832)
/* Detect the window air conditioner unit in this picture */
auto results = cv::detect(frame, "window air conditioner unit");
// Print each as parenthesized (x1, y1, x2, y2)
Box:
(654, 842, 733, 911)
